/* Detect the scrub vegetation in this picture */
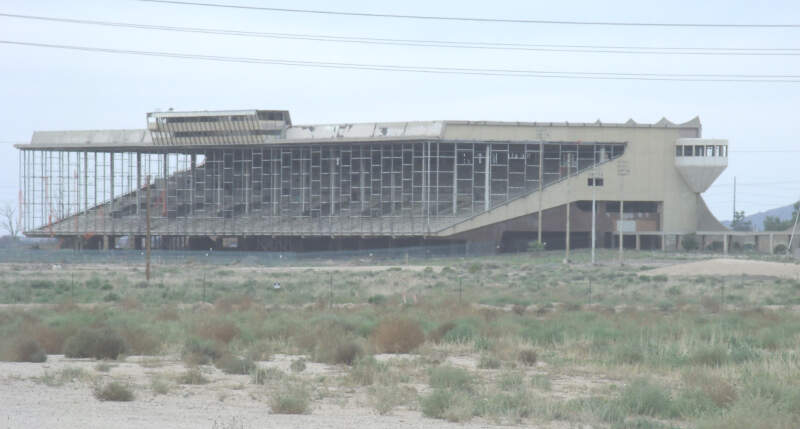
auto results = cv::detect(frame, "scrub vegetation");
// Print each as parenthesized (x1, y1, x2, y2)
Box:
(1, 249, 799, 427)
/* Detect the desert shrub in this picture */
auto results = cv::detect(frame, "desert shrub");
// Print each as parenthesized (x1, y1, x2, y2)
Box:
(367, 294, 388, 305)
(269, 381, 311, 414)
(478, 354, 501, 369)
(518, 349, 537, 366)
(612, 342, 644, 365)
(94, 381, 134, 401)
(150, 376, 171, 394)
(511, 304, 527, 316)
(429, 366, 473, 391)
(215, 354, 255, 375)
(690, 345, 729, 367)
(683, 371, 736, 409)
(251, 367, 285, 385)
(441, 320, 478, 343)
(155, 306, 180, 321)
(682, 234, 699, 251)
(182, 338, 224, 365)
(116, 325, 161, 355)
(428, 321, 456, 343)
(369, 384, 410, 415)
(531, 374, 552, 391)
(652, 275, 668, 282)
(194, 318, 240, 344)
(63, 327, 127, 360)
(481, 390, 534, 423)
(333, 340, 363, 365)
(290, 358, 307, 373)
(420, 389, 474, 422)
(349, 356, 384, 386)
(6, 338, 47, 362)
(178, 368, 209, 385)
(372, 318, 425, 353)
(619, 378, 675, 418)
(28, 323, 75, 354)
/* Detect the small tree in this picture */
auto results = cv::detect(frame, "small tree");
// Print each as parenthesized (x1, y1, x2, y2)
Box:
(1, 203, 20, 239)
(730, 210, 752, 232)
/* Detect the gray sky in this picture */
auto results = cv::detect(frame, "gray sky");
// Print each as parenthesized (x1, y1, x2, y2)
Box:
(1, 0, 799, 222)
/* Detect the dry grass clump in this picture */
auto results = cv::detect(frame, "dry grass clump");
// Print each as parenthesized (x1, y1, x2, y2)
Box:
(428, 321, 456, 343)
(269, 381, 311, 414)
(194, 318, 240, 344)
(154, 305, 180, 322)
(178, 368, 210, 385)
(372, 318, 425, 353)
(215, 354, 255, 375)
(63, 327, 127, 360)
(93, 381, 134, 401)
(117, 325, 161, 355)
(214, 295, 256, 313)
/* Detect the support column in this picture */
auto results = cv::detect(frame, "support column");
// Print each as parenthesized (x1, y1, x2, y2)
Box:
(723, 234, 728, 255)
(676, 234, 681, 251)
(103, 235, 109, 250)
(701, 234, 706, 251)
(635, 233, 641, 250)
(537, 141, 544, 243)
(661, 233, 666, 251)
(484, 145, 491, 212)
(769, 233, 775, 254)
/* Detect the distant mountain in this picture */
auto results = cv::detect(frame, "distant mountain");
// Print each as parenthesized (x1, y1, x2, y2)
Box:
(721, 202, 796, 231)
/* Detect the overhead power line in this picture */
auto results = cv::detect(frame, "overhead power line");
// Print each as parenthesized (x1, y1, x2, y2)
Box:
(137, 0, 800, 28)
(2, 40, 800, 82)
(1, 12, 799, 56)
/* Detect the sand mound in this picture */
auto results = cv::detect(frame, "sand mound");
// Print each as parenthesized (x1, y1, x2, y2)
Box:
(645, 258, 800, 279)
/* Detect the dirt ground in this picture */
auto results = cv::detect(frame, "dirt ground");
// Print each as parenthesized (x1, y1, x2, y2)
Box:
(644, 258, 800, 279)
(0, 355, 572, 429)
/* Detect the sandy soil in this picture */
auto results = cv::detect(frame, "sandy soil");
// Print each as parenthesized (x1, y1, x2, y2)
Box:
(644, 258, 800, 279)
(0, 354, 576, 429)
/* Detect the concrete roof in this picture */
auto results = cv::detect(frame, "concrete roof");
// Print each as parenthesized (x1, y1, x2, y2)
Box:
(16, 115, 702, 151)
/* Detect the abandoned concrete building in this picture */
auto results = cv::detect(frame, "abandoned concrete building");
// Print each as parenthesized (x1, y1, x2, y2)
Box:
(17, 109, 745, 252)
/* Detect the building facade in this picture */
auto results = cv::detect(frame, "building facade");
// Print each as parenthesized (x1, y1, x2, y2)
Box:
(16, 109, 730, 251)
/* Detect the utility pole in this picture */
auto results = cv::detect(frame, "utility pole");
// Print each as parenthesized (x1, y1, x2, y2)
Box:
(732, 176, 736, 223)
(145, 175, 151, 282)
(591, 147, 597, 265)
(564, 153, 572, 264)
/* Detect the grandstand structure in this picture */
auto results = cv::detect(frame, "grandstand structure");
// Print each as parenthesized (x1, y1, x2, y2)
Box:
(16, 109, 730, 251)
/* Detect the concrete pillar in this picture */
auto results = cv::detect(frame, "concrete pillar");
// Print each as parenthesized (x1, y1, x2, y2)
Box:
(661, 234, 666, 251)
(635, 233, 641, 250)
(723, 234, 728, 255)
(770, 233, 775, 254)
(102, 235, 109, 250)
(676, 234, 681, 250)
(701, 234, 706, 251)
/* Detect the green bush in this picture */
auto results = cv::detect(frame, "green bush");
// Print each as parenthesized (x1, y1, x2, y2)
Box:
(527, 241, 546, 252)
(420, 389, 474, 422)
(63, 328, 127, 360)
(429, 366, 473, 391)
(215, 354, 255, 375)
(182, 338, 224, 365)
(619, 378, 675, 418)
(94, 381, 134, 401)
(269, 382, 311, 414)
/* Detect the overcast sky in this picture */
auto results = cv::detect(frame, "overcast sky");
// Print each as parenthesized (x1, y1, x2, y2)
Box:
(1, 0, 799, 223)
